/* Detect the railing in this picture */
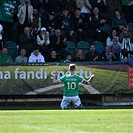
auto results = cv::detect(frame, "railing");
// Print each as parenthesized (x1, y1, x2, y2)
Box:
(0, 60, 129, 66)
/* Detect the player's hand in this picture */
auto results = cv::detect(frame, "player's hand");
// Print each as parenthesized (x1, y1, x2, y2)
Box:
(88, 74, 95, 82)
(90, 74, 95, 79)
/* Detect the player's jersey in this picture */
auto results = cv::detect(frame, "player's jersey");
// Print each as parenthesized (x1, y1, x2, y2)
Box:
(59, 74, 84, 96)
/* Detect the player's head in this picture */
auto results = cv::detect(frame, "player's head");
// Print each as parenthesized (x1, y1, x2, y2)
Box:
(68, 64, 76, 72)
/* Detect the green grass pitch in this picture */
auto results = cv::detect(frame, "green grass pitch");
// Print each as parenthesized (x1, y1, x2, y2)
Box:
(0, 109, 133, 133)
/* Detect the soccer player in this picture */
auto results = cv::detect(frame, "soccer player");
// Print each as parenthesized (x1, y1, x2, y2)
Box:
(53, 64, 95, 109)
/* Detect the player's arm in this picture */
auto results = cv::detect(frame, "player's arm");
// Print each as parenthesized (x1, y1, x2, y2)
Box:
(53, 73, 60, 84)
(82, 74, 95, 85)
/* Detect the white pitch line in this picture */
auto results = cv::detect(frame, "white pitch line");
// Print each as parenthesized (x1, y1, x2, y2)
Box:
(26, 83, 100, 95)
(26, 84, 64, 95)
(81, 83, 101, 94)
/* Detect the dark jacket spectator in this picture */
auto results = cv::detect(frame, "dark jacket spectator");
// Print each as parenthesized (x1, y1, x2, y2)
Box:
(46, 49, 60, 62)
(49, 29, 67, 60)
(101, 46, 119, 61)
(86, 6, 108, 43)
(110, 9, 127, 35)
(85, 44, 101, 61)
(55, 7, 72, 38)
(73, 49, 85, 62)
(70, 8, 87, 44)
(19, 26, 36, 57)
(42, 11, 58, 37)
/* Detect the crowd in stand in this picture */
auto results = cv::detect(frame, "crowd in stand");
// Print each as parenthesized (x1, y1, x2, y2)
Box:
(0, 0, 133, 63)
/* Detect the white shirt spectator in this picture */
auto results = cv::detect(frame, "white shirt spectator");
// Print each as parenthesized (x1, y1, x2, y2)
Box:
(28, 52, 45, 62)
(37, 27, 50, 46)
(106, 36, 121, 47)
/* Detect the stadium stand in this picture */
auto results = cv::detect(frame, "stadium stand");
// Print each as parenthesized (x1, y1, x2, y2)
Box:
(66, 41, 76, 58)
(77, 41, 90, 55)
(100, 23, 111, 34)
(127, 23, 133, 35)
(92, 41, 105, 54)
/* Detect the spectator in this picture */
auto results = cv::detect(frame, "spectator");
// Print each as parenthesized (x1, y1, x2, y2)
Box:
(36, 27, 50, 58)
(91, 0, 109, 21)
(42, 11, 57, 37)
(86, 6, 108, 43)
(110, 36, 121, 60)
(46, 49, 60, 62)
(31, 8, 42, 35)
(0, 0, 17, 42)
(101, 46, 119, 61)
(106, 0, 122, 16)
(76, 0, 92, 24)
(106, 29, 121, 59)
(34, 0, 48, 19)
(85, 44, 101, 61)
(119, 26, 133, 43)
(15, 48, 28, 62)
(28, 46, 45, 62)
(17, 0, 33, 36)
(70, 8, 87, 44)
(119, 26, 133, 59)
(56, 7, 72, 39)
(121, 48, 133, 60)
(64, 53, 73, 63)
(49, 29, 67, 60)
(19, 26, 36, 57)
(106, 29, 119, 46)
(59, 0, 77, 14)
(74, 49, 85, 62)
(0, 47, 13, 62)
(110, 9, 127, 35)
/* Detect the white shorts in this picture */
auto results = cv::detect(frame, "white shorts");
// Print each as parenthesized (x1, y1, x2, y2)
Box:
(60, 95, 82, 109)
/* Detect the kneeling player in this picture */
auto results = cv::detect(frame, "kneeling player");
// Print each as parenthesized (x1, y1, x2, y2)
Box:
(53, 64, 95, 109)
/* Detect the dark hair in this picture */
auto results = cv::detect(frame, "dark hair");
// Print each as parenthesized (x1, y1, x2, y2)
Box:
(109, 28, 117, 40)
(114, 8, 120, 12)
(89, 44, 95, 47)
(66, 53, 71, 56)
(76, 8, 81, 11)
(121, 49, 128, 57)
(50, 48, 57, 53)
(33, 45, 40, 50)
(114, 8, 121, 16)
